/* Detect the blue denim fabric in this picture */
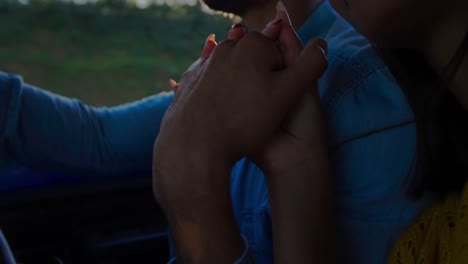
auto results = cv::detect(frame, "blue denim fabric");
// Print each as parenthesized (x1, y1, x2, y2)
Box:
(0, 72, 173, 189)
(230, 2, 432, 263)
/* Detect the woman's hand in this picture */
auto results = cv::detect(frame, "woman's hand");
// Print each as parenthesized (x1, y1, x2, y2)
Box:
(213, 3, 332, 262)
(247, 3, 332, 263)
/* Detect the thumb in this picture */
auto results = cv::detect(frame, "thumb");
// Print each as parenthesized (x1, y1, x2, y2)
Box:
(275, 38, 328, 98)
(282, 87, 324, 145)
(275, 0, 304, 66)
(262, 1, 304, 67)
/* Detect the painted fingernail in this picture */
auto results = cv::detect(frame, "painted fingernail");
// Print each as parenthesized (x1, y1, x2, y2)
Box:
(276, 0, 292, 26)
(206, 33, 217, 44)
(169, 79, 178, 88)
(231, 23, 243, 29)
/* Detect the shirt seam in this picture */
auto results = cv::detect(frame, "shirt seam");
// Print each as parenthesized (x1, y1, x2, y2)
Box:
(328, 50, 385, 77)
(325, 61, 388, 115)
(331, 119, 416, 150)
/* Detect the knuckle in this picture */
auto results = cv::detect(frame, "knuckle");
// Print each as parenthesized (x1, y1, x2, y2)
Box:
(245, 31, 264, 40)
(213, 39, 236, 54)
(306, 41, 328, 61)
(241, 31, 268, 47)
(180, 70, 194, 82)
(239, 32, 282, 63)
(306, 43, 328, 71)
(209, 39, 236, 64)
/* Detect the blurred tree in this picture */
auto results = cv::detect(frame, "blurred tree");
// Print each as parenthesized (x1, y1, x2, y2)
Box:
(0, 0, 17, 8)
(98, 0, 127, 9)
(0, 0, 232, 106)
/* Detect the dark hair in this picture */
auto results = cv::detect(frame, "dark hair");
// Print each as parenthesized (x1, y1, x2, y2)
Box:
(378, 32, 468, 197)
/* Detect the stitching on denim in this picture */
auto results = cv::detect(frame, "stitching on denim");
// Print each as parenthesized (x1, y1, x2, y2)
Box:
(331, 119, 415, 150)
(326, 63, 388, 117)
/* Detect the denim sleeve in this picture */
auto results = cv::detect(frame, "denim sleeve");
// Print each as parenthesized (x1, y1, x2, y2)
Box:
(320, 65, 431, 262)
(167, 235, 255, 264)
(324, 66, 417, 203)
(0, 72, 173, 175)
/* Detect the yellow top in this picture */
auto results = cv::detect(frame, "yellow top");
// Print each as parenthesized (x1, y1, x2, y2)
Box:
(388, 183, 468, 264)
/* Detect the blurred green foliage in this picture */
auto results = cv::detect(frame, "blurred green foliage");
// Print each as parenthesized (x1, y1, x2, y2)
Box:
(0, 0, 232, 106)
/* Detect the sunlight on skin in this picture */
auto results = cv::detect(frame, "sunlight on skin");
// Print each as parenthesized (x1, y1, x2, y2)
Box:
(68, 0, 197, 8)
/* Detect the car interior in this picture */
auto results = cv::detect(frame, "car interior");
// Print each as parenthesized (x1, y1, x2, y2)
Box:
(0, 171, 169, 264)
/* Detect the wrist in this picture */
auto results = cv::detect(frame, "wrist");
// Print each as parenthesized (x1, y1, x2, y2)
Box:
(153, 138, 231, 209)
(154, 130, 232, 176)
(266, 148, 331, 207)
(156, 147, 243, 263)
(153, 137, 244, 263)
(169, 203, 244, 264)
(263, 142, 329, 178)
(267, 160, 332, 263)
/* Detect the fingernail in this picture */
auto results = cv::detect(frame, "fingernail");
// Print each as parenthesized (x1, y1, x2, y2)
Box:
(313, 39, 328, 58)
(276, 0, 285, 12)
(206, 33, 216, 44)
(276, 0, 292, 26)
(315, 38, 328, 55)
(314, 45, 327, 59)
(231, 23, 243, 29)
(169, 79, 177, 88)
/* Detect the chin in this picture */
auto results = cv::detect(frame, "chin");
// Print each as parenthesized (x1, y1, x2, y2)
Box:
(202, 0, 250, 15)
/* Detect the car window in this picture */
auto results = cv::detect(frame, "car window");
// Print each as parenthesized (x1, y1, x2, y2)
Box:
(0, 0, 233, 106)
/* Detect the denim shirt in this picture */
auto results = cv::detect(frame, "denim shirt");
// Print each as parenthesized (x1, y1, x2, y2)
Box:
(0, 2, 431, 263)
(0, 72, 173, 190)
(230, 1, 432, 263)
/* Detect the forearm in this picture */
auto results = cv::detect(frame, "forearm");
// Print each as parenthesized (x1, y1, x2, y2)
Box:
(169, 197, 244, 263)
(1, 72, 172, 174)
(267, 144, 333, 263)
(153, 147, 244, 263)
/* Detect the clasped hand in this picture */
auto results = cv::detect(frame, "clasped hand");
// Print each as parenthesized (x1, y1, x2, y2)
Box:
(153, 3, 329, 263)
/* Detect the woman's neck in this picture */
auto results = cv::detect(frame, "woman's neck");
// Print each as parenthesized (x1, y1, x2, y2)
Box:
(418, 2, 468, 109)
(242, 0, 324, 32)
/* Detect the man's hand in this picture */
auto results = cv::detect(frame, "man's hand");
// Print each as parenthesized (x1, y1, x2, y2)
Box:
(152, 3, 328, 262)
